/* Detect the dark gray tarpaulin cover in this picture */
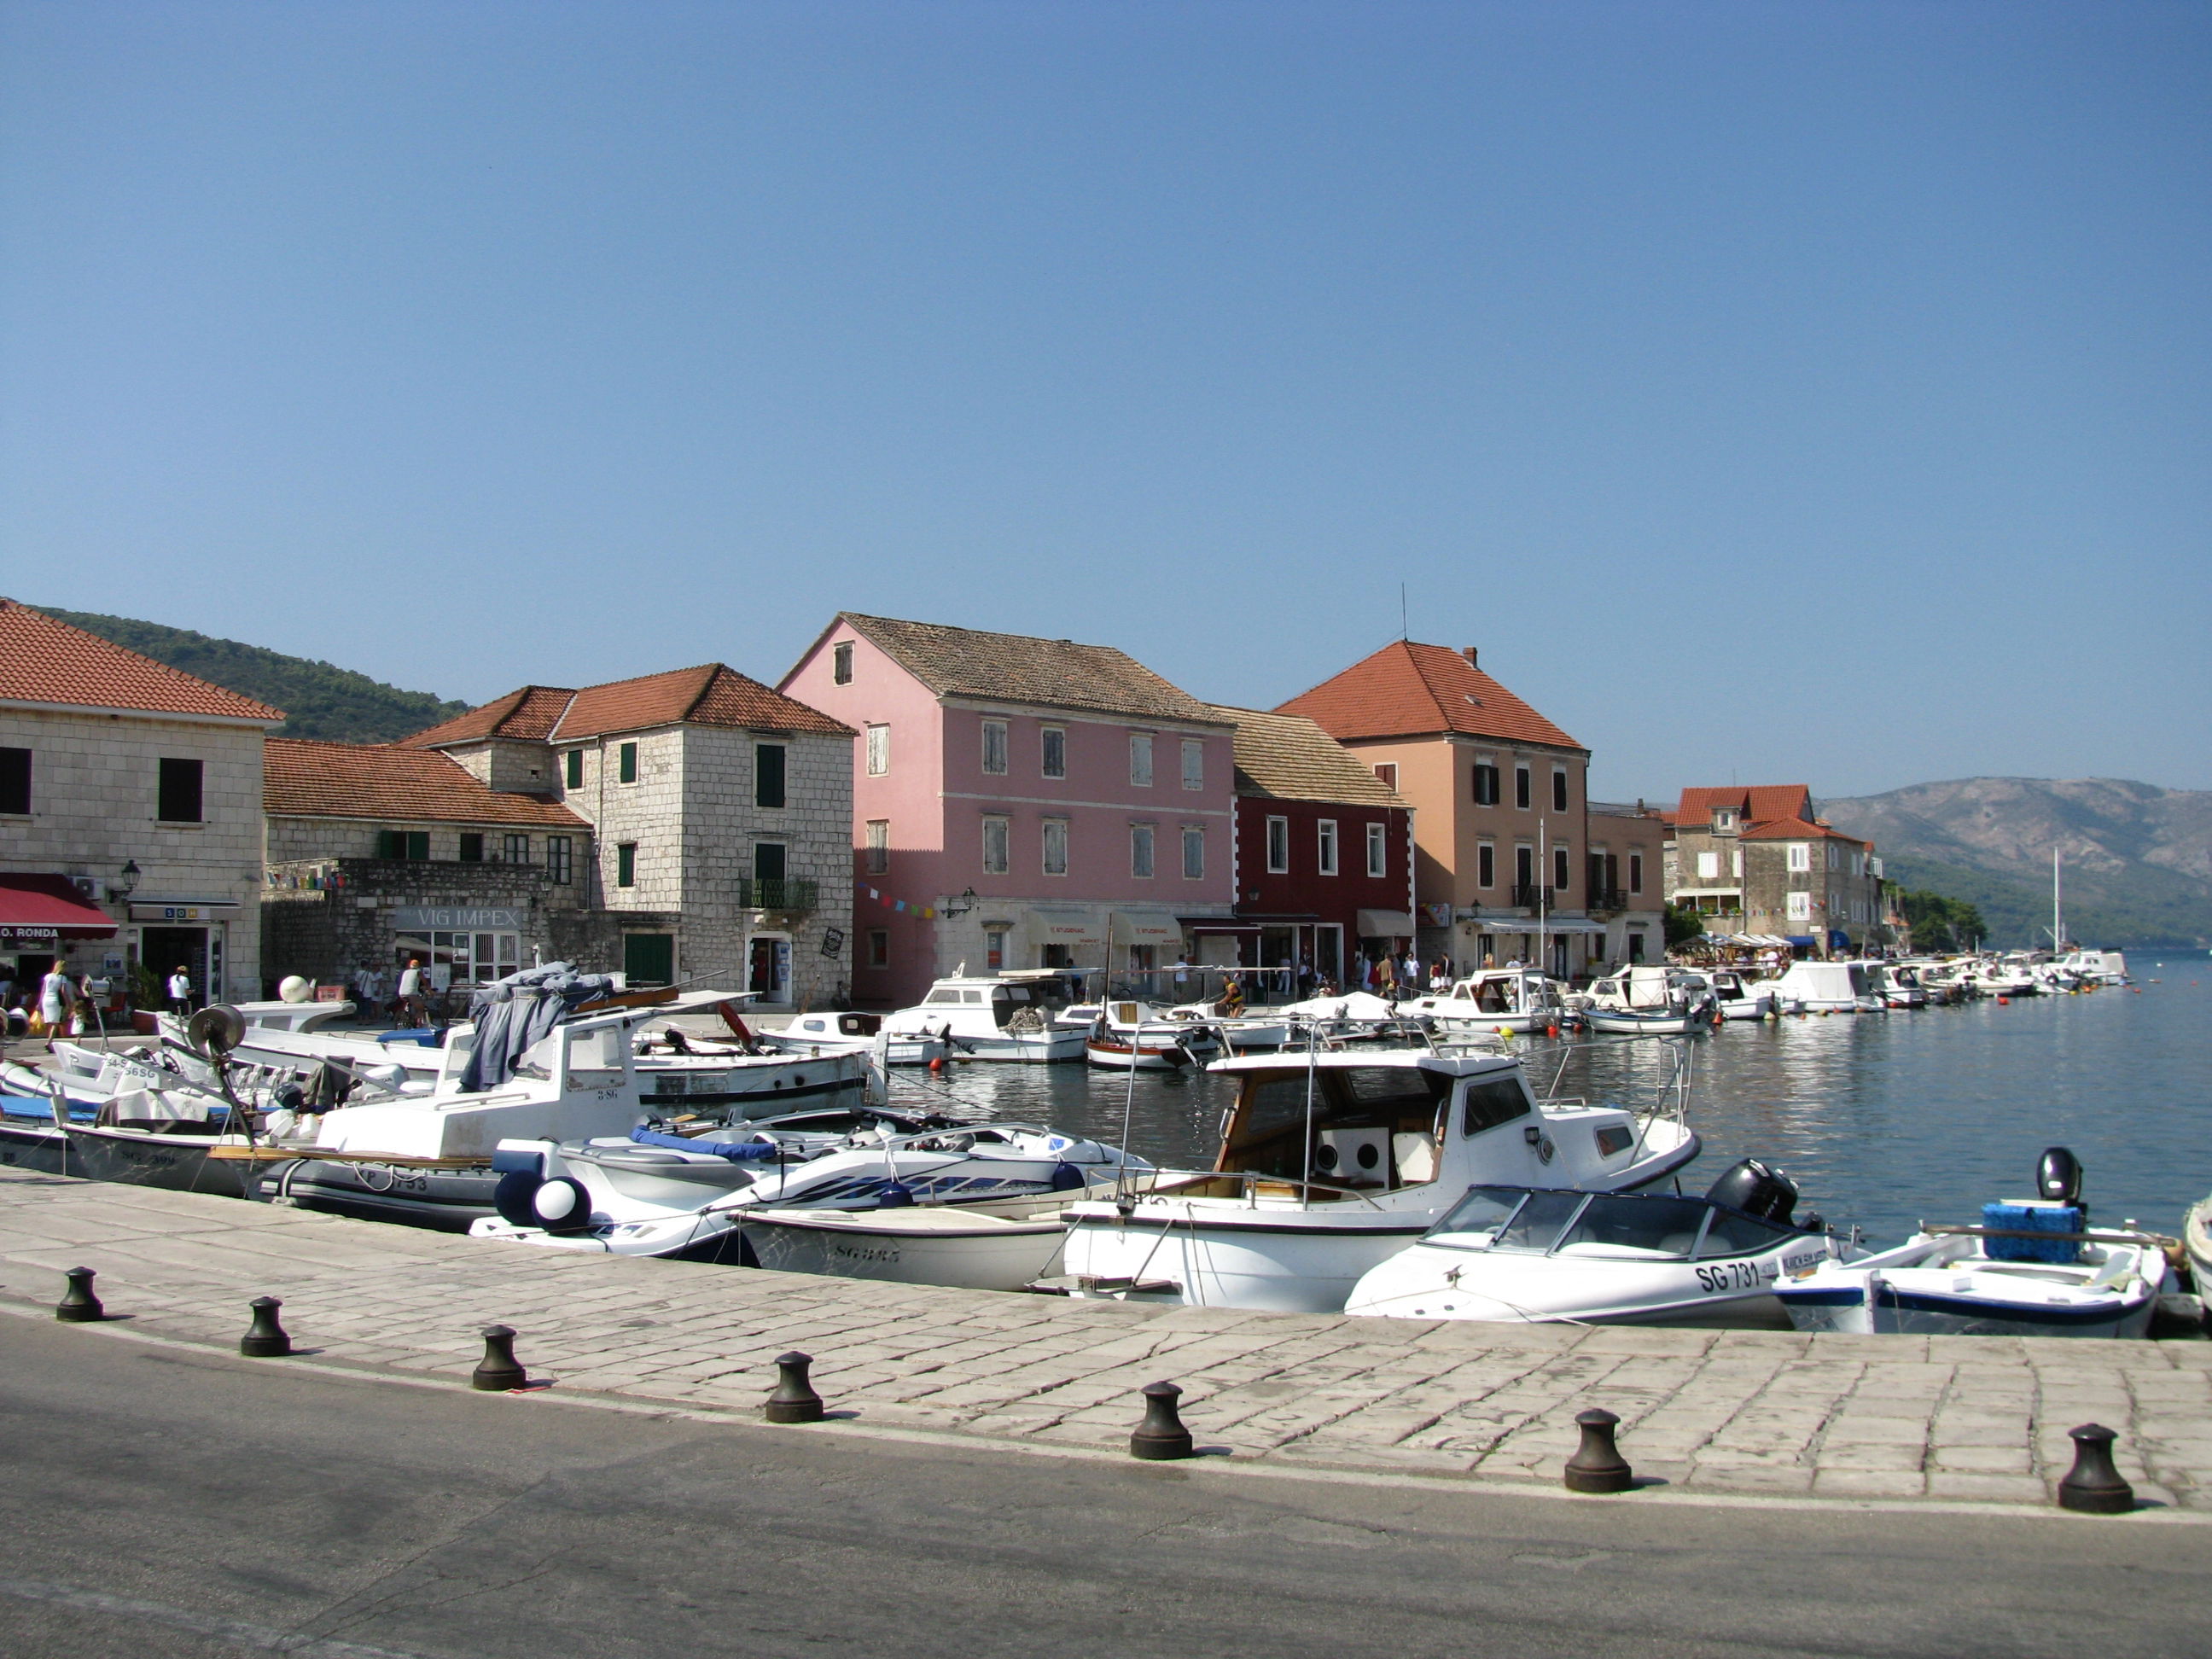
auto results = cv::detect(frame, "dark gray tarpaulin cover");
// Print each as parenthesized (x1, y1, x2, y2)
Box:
(460, 963, 619, 1092)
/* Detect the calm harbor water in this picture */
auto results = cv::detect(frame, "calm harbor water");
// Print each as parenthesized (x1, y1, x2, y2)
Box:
(882, 965, 2212, 1247)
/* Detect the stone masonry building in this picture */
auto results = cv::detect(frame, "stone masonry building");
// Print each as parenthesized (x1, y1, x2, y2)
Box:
(0, 599, 282, 1004)
(1664, 785, 1889, 956)
(404, 666, 854, 1008)
(261, 737, 614, 995)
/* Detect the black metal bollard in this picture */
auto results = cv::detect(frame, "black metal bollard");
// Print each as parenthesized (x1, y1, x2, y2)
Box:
(765, 1352, 825, 1423)
(55, 1266, 103, 1324)
(471, 1324, 528, 1391)
(239, 1296, 292, 1358)
(2057, 1423, 2134, 1515)
(1564, 1408, 1634, 1493)
(1130, 1381, 1195, 1461)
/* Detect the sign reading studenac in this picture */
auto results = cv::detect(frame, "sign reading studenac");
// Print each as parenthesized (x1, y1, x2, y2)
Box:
(390, 907, 524, 931)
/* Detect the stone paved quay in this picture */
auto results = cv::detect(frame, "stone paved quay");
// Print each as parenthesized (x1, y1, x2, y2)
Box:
(3, 1167, 2206, 1511)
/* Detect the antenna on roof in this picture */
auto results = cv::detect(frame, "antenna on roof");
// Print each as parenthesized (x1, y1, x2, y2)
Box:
(1400, 584, 1408, 642)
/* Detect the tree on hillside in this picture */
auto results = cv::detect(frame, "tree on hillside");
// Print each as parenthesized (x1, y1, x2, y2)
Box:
(1899, 889, 1985, 952)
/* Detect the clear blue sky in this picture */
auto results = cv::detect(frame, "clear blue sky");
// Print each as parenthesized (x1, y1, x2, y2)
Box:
(3, 1, 2205, 801)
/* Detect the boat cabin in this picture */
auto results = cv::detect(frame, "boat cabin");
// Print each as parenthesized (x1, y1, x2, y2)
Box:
(911, 975, 1060, 1031)
(1208, 1057, 1536, 1193)
(1432, 969, 1565, 1016)
(783, 1012, 886, 1040)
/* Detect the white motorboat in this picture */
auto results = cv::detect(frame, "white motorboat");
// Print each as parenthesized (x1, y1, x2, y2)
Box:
(758, 1010, 946, 1068)
(469, 1120, 1150, 1261)
(1866, 962, 1929, 1009)
(1053, 1046, 1702, 1313)
(2184, 1194, 2211, 1295)
(1764, 959, 1883, 1015)
(1705, 969, 1778, 1022)
(1402, 969, 1574, 1035)
(884, 975, 1086, 1062)
(737, 1195, 1084, 1292)
(1777, 1150, 2168, 1339)
(1579, 966, 1716, 1035)
(1345, 1160, 1847, 1326)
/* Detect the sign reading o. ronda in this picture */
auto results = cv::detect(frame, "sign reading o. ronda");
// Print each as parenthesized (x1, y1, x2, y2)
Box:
(390, 906, 526, 932)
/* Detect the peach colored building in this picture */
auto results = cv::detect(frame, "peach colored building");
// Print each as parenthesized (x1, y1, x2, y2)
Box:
(1278, 640, 1605, 980)
(781, 614, 1237, 1009)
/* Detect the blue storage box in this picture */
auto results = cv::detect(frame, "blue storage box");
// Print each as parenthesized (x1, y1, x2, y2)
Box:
(1982, 1201, 2082, 1264)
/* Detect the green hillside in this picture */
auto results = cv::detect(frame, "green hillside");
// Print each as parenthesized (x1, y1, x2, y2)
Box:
(1880, 853, 2212, 951)
(45, 608, 471, 743)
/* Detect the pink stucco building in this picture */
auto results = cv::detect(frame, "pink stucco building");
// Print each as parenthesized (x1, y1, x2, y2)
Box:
(781, 614, 1237, 1009)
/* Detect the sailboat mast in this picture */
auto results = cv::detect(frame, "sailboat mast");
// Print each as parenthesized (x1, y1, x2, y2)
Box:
(2052, 847, 2064, 952)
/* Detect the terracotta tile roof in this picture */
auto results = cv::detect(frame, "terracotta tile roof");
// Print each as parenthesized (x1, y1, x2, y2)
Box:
(1205, 705, 1406, 806)
(1674, 785, 1813, 827)
(265, 738, 590, 827)
(1740, 816, 1866, 846)
(403, 685, 578, 748)
(408, 667, 850, 747)
(835, 614, 1226, 725)
(0, 598, 282, 722)
(1276, 641, 1582, 750)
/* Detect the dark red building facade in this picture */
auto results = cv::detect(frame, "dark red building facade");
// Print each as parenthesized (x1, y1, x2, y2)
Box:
(1196, 706, 1413, 996)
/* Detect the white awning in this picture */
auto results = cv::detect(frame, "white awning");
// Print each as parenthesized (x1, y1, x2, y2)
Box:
(1030, 909, 1104, 949)
(1111, 911, 1185, 946)
(1355, 910, 1416, 938)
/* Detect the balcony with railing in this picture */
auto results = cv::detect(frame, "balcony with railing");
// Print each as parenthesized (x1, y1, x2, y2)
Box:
(1507, 884, 1557, 910)
(737, 876, 819, 913)
(1586, 887, 1629, 914)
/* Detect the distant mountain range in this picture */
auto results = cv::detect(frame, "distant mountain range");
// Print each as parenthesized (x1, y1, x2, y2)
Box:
(45, 608, 471, 744)
(1820, 777, 2212, 950)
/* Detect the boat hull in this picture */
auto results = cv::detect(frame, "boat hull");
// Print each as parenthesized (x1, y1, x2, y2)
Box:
(1778, 1280, 2158, 1340)
(0, 1118, 67, 1175)
(1585, 1010, 1705, 1035)
(736, 1208, 1069, 1291)
(55, 1126, 256, 1197)
(267, 1159, 495, 1231)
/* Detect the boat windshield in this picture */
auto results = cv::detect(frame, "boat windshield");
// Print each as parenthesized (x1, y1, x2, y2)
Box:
(1556, 1195, 1713, 1258)
(1697, 1206, 1802, 1259)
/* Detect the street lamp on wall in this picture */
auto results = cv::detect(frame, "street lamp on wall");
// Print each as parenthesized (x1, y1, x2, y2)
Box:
(941, 887, 978, 918)
(114, 860, 141, 900)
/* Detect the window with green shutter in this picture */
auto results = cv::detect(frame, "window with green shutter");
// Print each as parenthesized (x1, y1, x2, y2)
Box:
(617, 842, 637, 887)
(618, 742, 638, 783)
(755, 743, 786, 808)
(565, 749, 582, 789)
(458, 833, 484, 862)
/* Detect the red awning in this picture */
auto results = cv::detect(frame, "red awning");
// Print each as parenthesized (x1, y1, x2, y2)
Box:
(0, 874, 119, 943)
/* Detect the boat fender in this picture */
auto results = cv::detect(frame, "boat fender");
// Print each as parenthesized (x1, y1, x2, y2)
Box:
(878, 1179, 916, 1209)
(492, 1169, 547, 1229)
(530, 1177, 595, 1233)
(1049, 1161, 1086, 1191)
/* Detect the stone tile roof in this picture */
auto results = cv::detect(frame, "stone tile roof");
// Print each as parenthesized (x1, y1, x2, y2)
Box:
(265, 738, 590, 827)
(0, 598, 282, 722)
(403, 685, 578, 748)
(407, 667, 850, 748)
(836, 614, 1225, 725)
(1205, 705, 1406, 806)
(1277, 641, 1582, 751)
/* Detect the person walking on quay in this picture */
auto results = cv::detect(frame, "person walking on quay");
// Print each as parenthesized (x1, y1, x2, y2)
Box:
(394, 958, 426, 1027)
(38, 963, 77, 1053)
(166, 964, 194, 1016)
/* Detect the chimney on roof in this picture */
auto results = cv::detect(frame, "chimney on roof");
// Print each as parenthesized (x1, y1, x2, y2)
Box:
(1462, 646, 1478, 668)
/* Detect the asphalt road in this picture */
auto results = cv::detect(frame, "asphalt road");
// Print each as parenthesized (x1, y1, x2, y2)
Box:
(2, 1317, 2204, 1659)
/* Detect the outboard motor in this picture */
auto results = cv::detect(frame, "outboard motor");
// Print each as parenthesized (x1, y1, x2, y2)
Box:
(1704, 1158, 1799, 1225)
(2036, 1146, 2084, 1209)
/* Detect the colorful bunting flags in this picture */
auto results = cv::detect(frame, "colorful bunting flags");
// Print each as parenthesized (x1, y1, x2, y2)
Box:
(858, 882, 936, 920)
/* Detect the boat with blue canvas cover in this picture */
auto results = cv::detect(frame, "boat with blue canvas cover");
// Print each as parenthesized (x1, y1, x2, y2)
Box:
(1776, 1149, 2168, 1339)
